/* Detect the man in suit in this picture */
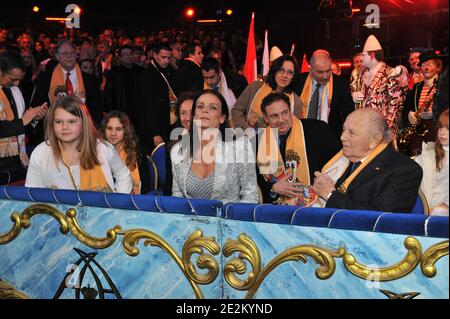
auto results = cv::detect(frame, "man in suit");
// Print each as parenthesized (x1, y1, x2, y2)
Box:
(1, 51, 47, 183)
(312, 108, 422, 213)
(0, 52, 47, 139)
(136, 43, 176, 154)
(173, 43, 204, 95)
(192, 57, 247, 122)
(297, 49, 354, 138)
(104, 45, 143, 128)
(31, 40, 101, 147)
(256, 92, 341, 205)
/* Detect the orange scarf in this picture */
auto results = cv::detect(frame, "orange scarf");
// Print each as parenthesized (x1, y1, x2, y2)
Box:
(321, 142, 389, 194)
(299, 73, 333, 118)
(119, 147, 141, 194)
(59, 142, 111, 192)
(0, 89, 19, 158)
(247, 83, 294, 128)
(257, 117, 316, 206)
(49, 63, 86, 105)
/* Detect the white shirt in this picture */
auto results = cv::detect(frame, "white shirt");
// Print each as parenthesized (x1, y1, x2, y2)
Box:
(25, 141, 132, 194)
(62, 68, 78, 94)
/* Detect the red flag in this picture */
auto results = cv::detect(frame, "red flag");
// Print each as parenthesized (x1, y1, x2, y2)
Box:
(301, 54, 309, 73)
(244, 13, 257, 84)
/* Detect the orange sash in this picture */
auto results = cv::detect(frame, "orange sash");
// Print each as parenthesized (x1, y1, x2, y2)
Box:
(49, 63, 86, 105)
(299, 73, 333, 118)
(119, 147, 141, 194)
(59, 142, 111, 192)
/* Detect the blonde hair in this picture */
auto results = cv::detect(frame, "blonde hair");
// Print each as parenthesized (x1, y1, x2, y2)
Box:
(44, 95, 101, 169)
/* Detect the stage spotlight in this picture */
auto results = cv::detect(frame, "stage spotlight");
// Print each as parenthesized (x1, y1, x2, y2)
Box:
(185, 8, 195, 18)
(226, 9, 233, 16)
(33, 6, 40, 13)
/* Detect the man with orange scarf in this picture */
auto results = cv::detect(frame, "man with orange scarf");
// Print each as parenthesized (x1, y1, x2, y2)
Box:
(256, 93, 340, 205)
(312, 108, 422, 213)
(297, 50, 353, 138)
(1, 51, 48, 180)
(31, 40, 101, 148)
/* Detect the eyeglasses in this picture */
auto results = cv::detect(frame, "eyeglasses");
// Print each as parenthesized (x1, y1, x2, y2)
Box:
(58, 51, 76, 57)
(277, 68, 295, 77)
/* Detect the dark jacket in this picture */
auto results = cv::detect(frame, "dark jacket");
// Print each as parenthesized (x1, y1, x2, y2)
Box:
(104, 64, 143, 127)
(297, 73, 354, 138)
(136, 62, 175, 154)
(258, 119, 342, 203)
(191, 69, 248, 99)
(0, 119, 25, 138)
(173, 59, 203, 95)
(326, 144, 423, 213)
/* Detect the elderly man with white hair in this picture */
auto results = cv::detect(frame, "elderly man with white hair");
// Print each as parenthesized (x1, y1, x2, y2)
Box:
(312, 108, 422, 213)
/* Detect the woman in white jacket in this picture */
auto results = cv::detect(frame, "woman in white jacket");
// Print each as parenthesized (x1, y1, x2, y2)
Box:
(26, 95, 131, 193)
(171, 89, 258, 204)
(415, 109, 449, 215)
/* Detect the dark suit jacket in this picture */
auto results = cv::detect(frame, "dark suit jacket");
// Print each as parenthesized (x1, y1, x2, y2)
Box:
(190, 70, 248, 99)
(31, 65, 102, 146)
(326, 144, 423, 213)
(104, 64, 143, 127)
(402, 81, 426, 125)
(0, 119, 25, 138)
(297, 73, 354, 138)
(173, 59, 203, 95)
(258, 119, 342, 203)
(136, 63, 174, 154)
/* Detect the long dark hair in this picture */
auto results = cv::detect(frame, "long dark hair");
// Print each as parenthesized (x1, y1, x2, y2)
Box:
(436, 109, 449, 171)
(188, 89, 229, 159)
(100, 111, 139, 171)
(266, 54, 300, 94)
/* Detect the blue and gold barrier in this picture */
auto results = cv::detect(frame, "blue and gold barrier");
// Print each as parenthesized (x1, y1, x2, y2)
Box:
(0, 186, 448, 299)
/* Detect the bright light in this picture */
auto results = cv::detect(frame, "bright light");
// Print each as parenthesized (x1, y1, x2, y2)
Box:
(338, 62, 352, 68)
(74, 7, 81, 14)
(46, 17, 71, 21)
(226, 9, 233, 16)
(186, 8, 195, 17)
(352, 8, 361, 13)
(33, 6, 39, 13)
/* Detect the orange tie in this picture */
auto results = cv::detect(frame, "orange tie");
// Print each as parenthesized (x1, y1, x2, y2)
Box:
(66, 72, 74, 95)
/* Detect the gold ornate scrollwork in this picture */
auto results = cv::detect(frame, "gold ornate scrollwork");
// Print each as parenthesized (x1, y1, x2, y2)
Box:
(65, 208, 121, 249)
(246, 245, 345, 299)
(223, 234, 261, 291)
(343, 236, 422, 281)
(222, 234, 345, 299)
(21, 204, 69, 234)
(0, 212, 22, 245)
(0, 279, 30, 299)
(421, 240, 449, 278)
(182, 230, 220, 285)
(119, 229, 207, 299)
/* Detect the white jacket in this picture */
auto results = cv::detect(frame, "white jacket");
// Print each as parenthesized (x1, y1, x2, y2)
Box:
(25, 141, 132, 194)
(415, 142, 449, 209)
(171, 136, 258, 204)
